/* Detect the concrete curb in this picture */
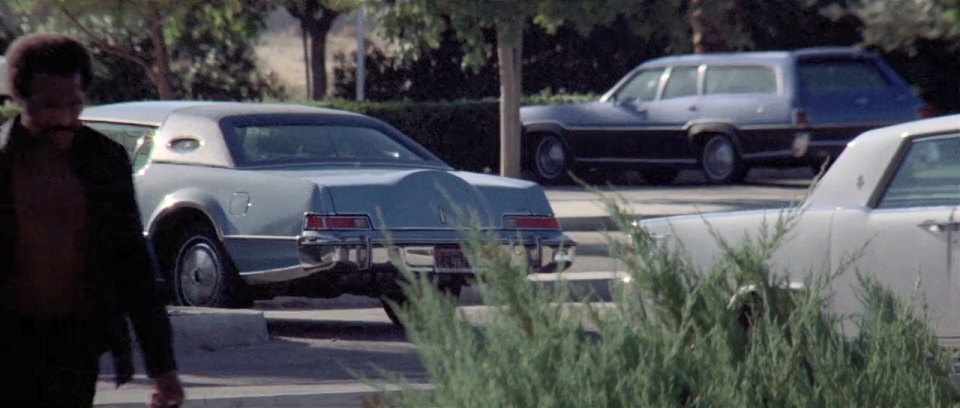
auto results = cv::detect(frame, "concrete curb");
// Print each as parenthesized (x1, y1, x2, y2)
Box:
(167, 307, 269, 351)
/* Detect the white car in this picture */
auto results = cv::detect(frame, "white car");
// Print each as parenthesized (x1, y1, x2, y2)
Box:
(638, 114, 960, 342)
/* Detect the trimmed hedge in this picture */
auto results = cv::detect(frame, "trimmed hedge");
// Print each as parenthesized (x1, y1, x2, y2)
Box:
(0, 95, 597, 172)
(300, 94, 596, 173)
(306, 99, 501, 173)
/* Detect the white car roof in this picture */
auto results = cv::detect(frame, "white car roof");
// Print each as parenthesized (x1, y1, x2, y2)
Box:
(805, 114, 960, 208)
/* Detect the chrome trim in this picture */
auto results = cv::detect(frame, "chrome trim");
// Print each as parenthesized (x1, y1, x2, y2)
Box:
(222, 235, 298, 242)
(741, 149, 794, 160)
(239, 265, 313, 285)
(809, 140, 852, 147)
(79, 117, 162, 128)
(576, 157, 698, 164)
(526, 119, 888, 134)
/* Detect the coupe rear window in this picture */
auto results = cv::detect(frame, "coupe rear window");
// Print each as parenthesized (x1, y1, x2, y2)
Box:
(230, 125, 425, 166)
(798, 60, 890, 93)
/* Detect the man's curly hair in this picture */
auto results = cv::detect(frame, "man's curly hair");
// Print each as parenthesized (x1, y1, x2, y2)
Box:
(5, 33, 93, 100)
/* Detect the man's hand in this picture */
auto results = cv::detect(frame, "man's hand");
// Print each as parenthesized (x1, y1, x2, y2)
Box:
(150, 370, 184, 408)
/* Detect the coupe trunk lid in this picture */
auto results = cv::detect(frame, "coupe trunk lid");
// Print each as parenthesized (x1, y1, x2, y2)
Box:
(268, 168, 496, 229)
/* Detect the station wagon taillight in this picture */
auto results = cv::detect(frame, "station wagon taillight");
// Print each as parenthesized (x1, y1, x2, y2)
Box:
(304, 214, 372, 230)
(503, 215, 560, 230)
(793, 109, 809, 128)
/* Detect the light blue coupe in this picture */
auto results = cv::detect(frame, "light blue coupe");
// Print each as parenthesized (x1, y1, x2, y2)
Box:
(81, 101, 575, 321)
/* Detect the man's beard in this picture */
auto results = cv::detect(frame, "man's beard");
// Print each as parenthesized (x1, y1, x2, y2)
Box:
(39, 125, 81, 149)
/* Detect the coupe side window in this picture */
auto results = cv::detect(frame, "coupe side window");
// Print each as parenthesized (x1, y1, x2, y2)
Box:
(662, 66, 699, 99)
(877, 136, 960, 209)
(614, 69, 664, 103)
(84, 121, 156, 171)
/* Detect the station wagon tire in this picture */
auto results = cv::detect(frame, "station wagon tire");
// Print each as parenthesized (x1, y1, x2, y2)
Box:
(641, 169, 679, 185)
(172, 224, 252, 308)
(381, 283, 462, 326)
(533, 135, 571, 184)
(700, 134, 746, 183)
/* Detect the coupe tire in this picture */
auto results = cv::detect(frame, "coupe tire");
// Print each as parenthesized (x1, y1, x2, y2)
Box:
(172, 224, 252, 308)
(700, 134, 746, 183)
(532, 135, 571, 184)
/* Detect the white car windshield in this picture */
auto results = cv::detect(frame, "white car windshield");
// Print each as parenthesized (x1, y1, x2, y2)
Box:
(231, 124, 425, 166)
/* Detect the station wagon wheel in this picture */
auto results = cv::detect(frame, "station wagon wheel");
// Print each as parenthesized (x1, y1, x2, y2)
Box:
(534, 135, 571, 184)
(700, 134, 746, 183)
(172, 224, 251, 308)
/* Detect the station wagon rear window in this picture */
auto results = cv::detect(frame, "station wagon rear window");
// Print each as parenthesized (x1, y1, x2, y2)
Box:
(798, 60, 889, 93)
(229, 125, 425, 166)
(704, 66, 777, 95)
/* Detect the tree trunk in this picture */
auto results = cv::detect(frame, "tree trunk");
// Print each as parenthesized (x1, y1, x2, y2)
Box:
(688, 0, 730, 54)
(496, 25, 523, 178)
(300, 10, 311, 99)
(291, 0, 341, 100)
(306, 10, 339, 100)
(147, 6, 174, 99)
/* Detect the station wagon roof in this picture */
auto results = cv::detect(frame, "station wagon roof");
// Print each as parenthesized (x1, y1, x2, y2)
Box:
(639, 47, 870, 68)
(80, 101, 359, 127)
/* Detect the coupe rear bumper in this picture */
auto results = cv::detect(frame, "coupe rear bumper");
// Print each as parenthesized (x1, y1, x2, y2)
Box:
(298, 233, 576, 274)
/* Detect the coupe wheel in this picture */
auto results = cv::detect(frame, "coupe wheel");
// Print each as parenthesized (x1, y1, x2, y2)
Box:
(533, 135, 570, 184)
(700, 134, 746, 183)
(172, 224, 251, 308)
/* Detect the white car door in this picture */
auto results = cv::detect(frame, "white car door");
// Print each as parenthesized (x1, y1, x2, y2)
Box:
(830, 134, 960, 339)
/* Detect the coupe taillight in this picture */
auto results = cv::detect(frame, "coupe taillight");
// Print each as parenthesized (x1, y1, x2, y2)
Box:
(503, 215, 560, 230)
(304, 214, 372, 230)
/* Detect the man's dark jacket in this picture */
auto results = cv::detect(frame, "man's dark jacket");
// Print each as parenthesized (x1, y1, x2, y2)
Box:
(0, 116, 176, 384)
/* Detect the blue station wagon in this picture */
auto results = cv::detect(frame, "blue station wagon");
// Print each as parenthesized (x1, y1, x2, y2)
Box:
(521, 47, 929, 184)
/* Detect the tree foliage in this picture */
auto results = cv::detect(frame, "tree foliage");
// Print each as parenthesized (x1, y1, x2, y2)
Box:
(370, 0, 623, 177)
(824, 0, 959, 52)
(9, 0, 283, 102)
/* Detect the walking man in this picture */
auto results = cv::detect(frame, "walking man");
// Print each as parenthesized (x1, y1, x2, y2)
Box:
(0, 33, 184, 407)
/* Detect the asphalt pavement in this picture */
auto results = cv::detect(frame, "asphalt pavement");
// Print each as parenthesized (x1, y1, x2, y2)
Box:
(93, 168, 813, 407)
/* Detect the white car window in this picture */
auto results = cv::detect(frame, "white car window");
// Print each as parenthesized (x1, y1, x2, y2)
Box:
(85, 121, 156, 172)
(877, 135, 960, 209)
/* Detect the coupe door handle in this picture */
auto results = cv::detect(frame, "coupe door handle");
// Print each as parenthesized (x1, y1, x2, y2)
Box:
(918, 220, 960, 232)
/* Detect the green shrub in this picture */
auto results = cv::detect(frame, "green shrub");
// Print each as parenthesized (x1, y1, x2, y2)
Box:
(377, 201, 958, 407)
(0, 102, 17, 123)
